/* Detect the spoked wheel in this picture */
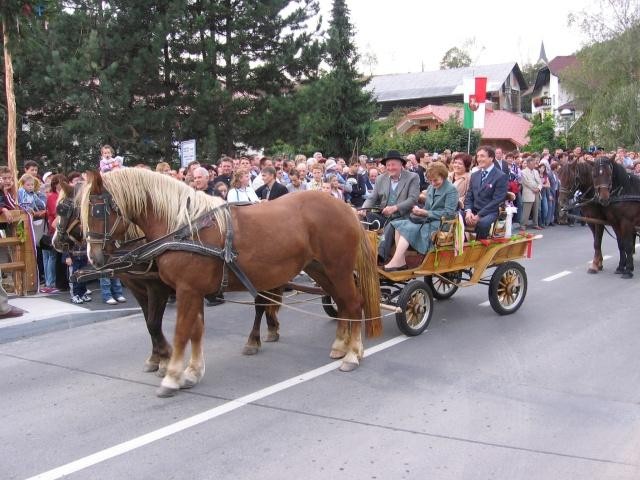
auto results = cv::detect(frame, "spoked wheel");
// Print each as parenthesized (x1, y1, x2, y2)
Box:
(321, 295, 338, 319)
(425, 271, 461, 300)
(488, 262, 527, 315)
(395, 280, 434, 336)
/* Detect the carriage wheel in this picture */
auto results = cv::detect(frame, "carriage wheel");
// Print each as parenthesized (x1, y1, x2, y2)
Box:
(488, 262, 527, 315)
(395, 280, 434, 336)
(425, 271, 461, 300)
(321, 295, 338, 319)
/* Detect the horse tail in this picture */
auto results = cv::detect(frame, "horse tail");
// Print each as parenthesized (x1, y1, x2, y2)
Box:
(355, 229, 382, 338)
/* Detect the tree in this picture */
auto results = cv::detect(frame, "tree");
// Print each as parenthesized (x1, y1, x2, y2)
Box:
(440, 46, 472, 70)
(564, 0, 640, 148)
(524, 113, 557, 152)
(304, 0, 377, 157)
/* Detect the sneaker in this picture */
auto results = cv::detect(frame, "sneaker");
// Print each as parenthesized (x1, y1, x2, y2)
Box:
(105, 298, 118, 305)
(81, 293, 92, 302)
(48, 287, 60, 294)
(115, 296, 127, 303)
(85, 289, 92, 295)
(40, 287, 52, 294)
(71, 295, 84, 304)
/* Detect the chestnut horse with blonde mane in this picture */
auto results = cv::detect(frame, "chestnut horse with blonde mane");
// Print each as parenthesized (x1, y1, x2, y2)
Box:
(80, 169, 382, 397)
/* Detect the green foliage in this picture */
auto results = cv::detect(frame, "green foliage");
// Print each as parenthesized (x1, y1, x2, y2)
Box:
(440, 46, 472, 70)
(519, 61, 544, 114)
(365, 114, 481, 157)
(564, 3, 640, 149)
(524, 114, 558, 151)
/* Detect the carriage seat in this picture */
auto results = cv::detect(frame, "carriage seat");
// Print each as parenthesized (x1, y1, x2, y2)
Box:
(463, 192, 517, 240)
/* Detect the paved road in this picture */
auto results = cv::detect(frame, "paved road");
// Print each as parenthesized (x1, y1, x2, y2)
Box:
(1, 226, 639, 480)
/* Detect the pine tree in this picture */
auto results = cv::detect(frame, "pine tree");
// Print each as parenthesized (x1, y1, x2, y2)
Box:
(310, 0, 376, 157)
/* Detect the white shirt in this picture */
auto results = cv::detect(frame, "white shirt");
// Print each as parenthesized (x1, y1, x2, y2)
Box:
(227, 186, 259, 203)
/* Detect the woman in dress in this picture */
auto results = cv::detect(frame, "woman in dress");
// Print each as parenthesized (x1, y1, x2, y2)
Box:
(384, 162, 459, 271)
(448, 153, 472, 208)
(226, 169, 259, 203)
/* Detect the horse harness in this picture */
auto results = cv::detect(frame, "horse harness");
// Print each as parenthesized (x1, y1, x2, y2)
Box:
(86, 192, 259, 298)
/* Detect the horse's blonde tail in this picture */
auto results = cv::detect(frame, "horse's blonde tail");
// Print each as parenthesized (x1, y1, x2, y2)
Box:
(355, 229, 382, 338)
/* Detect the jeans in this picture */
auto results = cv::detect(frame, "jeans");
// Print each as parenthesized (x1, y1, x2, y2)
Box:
(100, 277, 123, 301)
(539, 188, 549, 226)
(70, 256, 88, 297)
(42, 249, 57, 287)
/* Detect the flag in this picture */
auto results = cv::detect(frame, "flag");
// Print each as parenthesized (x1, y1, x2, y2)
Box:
(463, 77, 487, 129)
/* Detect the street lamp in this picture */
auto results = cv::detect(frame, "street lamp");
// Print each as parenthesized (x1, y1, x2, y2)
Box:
(560, 108, 573, 150)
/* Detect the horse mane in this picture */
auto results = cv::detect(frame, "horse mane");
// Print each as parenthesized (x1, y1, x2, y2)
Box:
(80, 168, 227, 235)
(609, 157, 640, 195)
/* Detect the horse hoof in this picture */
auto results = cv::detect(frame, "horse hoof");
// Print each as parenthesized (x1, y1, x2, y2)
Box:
(155, 367, 167, 377)
(330, 349, 346, 359)
(615, 268, 624, 274)
(598, 265, 604, 271)
(143, 362, 159, 373)
(180, 378, 197, 389)
(264, 333, 279, 342)
(622, 272, 634, 279)
(587, 268, 598, 274)
(242, 345, 259, 356)
(156, 386, 179, 398)
(339, 361, 359, 372)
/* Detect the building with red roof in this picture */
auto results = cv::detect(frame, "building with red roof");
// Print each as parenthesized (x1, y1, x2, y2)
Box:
(397, 104, 532, 151)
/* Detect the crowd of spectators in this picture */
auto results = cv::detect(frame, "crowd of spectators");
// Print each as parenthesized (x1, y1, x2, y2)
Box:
(1, 143, 639, 299)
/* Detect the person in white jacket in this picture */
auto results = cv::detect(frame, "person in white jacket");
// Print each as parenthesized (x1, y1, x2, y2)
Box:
(227, 169, 260, 203)
(519, 157, 543, 230)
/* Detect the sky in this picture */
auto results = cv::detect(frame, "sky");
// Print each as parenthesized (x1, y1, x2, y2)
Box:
(316, 0, 596, 75)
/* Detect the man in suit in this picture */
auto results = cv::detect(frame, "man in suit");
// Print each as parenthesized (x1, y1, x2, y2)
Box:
(360, 150, 420, 260)
(255, 166, 288, 201)
(493, 148, 510, 175)
(464, 146, 508, 239)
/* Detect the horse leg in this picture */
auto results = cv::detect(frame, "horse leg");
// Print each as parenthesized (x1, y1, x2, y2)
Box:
(157, 290, 203, 397)
(264, 287, 283, 342)
(622, 226, 635, 279)
(146, 282, 173, 376)
(304, 262, 349, 359)
(180, 309, 206, 389)
(588, 224, 604, 273)
(243, 301, 265, 356)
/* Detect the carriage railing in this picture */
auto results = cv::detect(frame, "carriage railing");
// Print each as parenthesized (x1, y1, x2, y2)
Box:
(0, 210, 38, 295)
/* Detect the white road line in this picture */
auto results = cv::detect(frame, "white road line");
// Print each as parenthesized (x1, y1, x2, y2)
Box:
(542, 271, 572, 282)
(479, 300, 490, 306)
(25, 335, 410, 480)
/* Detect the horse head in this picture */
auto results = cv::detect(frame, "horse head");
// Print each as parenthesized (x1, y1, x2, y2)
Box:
(82, 171, 128, 267)
(52, 180, 83, 253)
(592, 155, 614, 206)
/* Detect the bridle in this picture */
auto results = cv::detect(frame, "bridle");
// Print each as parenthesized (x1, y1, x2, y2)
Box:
(558, 160, 595, 207)
(86, 190, 125, 252)
(592, 156, 615, 204)
(54, 196, 82, 251)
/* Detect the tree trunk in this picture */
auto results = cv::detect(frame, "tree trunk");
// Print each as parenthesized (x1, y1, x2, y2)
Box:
(3, 19, 17, 187)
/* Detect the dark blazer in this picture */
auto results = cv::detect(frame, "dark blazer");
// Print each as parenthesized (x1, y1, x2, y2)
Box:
(464, 167, 508, 218)
(256, 181, 288, 201)
(362, 170, 420, 217)
(494, 159, 510, 176)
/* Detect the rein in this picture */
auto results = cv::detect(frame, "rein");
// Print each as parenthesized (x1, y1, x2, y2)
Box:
(88, 197, 259, 298)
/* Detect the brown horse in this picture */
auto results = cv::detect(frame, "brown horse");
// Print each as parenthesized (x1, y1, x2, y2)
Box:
(557, 158, 609, 274)
(80, 169, 381, 397)
(52, 181, 284, 373)
(591, 155, 640, 278)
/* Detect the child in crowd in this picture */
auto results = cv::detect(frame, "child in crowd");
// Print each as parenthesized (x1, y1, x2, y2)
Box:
(321, 181, 332, 194)
(17, 174, 46, 218)
(327, 174, 344, 201)
(308, 165, 324, 191)
(99, 145, 124, 173)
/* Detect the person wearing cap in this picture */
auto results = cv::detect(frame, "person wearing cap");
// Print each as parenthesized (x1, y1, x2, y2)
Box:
(323, 158, 351, 196)
(463, 146, 509, 239)
(360, 150, 420, 261)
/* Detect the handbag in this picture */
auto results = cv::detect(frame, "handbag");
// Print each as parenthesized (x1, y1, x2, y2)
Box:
(39, 234, 53, 250)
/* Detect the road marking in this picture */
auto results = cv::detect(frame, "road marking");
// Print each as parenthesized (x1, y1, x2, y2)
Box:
(479, 300, 490, 306)
(25, 335, 409, 480)
(542, 271, 572, 282)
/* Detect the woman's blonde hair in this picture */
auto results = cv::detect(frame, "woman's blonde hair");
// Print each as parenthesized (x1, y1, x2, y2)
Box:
(230, 168, 249, 188)
(426, 161, 449, 180)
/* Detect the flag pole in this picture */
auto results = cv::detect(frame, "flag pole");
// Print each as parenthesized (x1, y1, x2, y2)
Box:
(467, 129, 471, 154)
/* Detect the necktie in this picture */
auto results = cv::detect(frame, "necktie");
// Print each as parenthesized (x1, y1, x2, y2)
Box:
(481, 169, 488, 185)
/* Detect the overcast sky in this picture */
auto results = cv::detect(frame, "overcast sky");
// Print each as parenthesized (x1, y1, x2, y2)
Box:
(316, 0, 596, 75)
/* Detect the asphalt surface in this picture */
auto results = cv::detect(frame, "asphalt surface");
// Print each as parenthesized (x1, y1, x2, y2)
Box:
(1, 225, 639, 480)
